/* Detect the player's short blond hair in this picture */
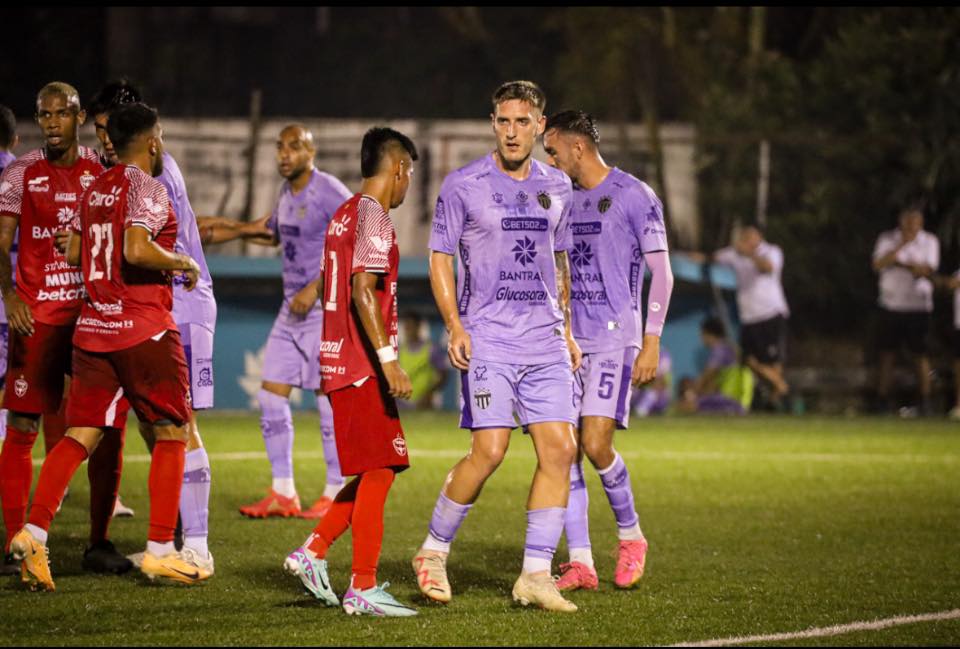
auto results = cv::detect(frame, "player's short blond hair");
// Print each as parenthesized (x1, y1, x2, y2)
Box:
(36, 82, 81, 112)
(491, 80, 546, 114)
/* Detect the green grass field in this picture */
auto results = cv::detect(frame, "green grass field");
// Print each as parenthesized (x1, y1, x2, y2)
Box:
(1, 412, 958, 646)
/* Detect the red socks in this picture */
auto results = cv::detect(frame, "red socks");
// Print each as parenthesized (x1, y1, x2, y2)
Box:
(87, 428, 125, 545)
(27, 437, 88, 534)
(147, 439, 186, 543)
(42, 401, 68, 454)
(308, 477, 361, 558)
(306, 469, 396, 590)
(0, 427, 38, 549)
(350, 469, 395, 590)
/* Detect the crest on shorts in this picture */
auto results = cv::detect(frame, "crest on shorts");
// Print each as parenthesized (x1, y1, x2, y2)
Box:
(598, 196, 613, 214)
(79, 171, 96, 191)
(537, 191, 551, 210)
(392, 434, 407, 457)
(14, 376, 27, 398)
(474, 388, 492, 410)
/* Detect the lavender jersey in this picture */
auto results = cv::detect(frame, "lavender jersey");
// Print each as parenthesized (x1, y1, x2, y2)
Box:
(159, 152, 216, 328)
(430, 155, 574, 365)
(0, 151, 14, 324)
(570, 168, 668, 353)
(267, 169, 351, 326)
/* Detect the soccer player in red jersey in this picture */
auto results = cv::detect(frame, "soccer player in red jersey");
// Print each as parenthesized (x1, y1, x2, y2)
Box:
(0, 82, 131, 577)
(282, 127, 418, 617)
(9, 102, 208, 590)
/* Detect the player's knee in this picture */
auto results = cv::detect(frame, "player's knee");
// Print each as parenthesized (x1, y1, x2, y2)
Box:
(152, 421, 189, 443)
(582, 435, 613, 466)
(473, 440, 508, 473)
(8, 413, 39, 433)
(540, 437, 577, 472)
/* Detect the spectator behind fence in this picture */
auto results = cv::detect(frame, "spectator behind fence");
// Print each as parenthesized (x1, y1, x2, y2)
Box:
(871, 204, 939, 416)
(398, 312, 448, 409)
(713, 225, 790, 407)
(677, 317, 753, 416)
(631, 347, 673, 417)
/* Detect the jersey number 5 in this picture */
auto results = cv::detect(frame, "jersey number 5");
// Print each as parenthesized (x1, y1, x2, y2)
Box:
(88, 223, 114, 281)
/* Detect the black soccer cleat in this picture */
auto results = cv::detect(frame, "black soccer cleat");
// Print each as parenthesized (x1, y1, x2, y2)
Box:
(81, 540, 134, 575)
(1, 552, 20, 576)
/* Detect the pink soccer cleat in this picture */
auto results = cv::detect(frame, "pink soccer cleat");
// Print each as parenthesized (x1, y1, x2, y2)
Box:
(555, 562, 599, 592)
(614, 538, 648, 588)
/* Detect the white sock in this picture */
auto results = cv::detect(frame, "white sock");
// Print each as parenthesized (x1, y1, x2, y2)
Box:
(323, 481, 345, 500)
(184, 536, 209, 557)
(147, 540, 175, 557)
(421, 533, 451, 554)
(25, 524, 47, 545)
(522, 556, 552, 574)
(617, 523, 645, 541)
(272, 477, 297, 498)
(569, 547, 594, 568)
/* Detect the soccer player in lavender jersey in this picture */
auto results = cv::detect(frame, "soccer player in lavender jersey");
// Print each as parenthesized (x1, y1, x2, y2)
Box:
(239, 125, 351, 520)
(0, 104, 17, 446)
(0, 83, 132, 578)
(541, 110, 674, 592)
(11, 102, 209, 590)
(283, 127, 418, 617)
(412, 81, 581, 613)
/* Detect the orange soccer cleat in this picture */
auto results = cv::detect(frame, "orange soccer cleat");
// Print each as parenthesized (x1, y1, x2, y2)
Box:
(239, 489, 302, 519)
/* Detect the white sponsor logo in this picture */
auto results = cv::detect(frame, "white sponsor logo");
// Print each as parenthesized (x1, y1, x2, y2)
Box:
(650, 302, 662, 312)
(92, 300, 123, 315)
(88, 186, 122, 207)
(37, 287, 85, 302)
(318, 338, 344, 354)
(392, 434, 407, 457)
(56, 206, 76, 226)
(76, 315, 132, 329)
(32, 226, 65, 240)
(329, 216, 352, 237)
(44, 271, 83, 288)
(369, 235, 390, 253)
(28, 176, 49, 193)
(0, 181, 11, 195)
(143, 196, 166, 215)
(55, 192, 77, 202)
(14, 376, 27, 398)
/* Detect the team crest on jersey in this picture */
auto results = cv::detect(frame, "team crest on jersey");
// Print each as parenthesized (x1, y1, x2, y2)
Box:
(79, 170, 96, 191)
(474, 388, 492, 410)
(598, 196, 613, 214)
(492, 193, 503, 204)
(14, 376, 27, 398)
(516, 190, 528, 204)
(537, 191, 551, 210)
(392, 434, 407, 457)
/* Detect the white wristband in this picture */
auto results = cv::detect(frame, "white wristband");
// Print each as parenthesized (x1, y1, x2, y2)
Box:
(376, 345, 397, 364)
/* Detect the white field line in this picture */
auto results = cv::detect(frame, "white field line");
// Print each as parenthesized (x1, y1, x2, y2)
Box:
(32, 447, 958, 466)
(668, 608, 960, 647)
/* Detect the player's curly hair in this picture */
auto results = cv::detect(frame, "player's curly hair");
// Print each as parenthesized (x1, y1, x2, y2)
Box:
(545, 110, 600, 147)
(88, 79, 143, 117)
(491, 80, 546, 113)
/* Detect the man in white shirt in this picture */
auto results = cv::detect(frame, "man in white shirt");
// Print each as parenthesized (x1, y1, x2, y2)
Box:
(714, 225, 790, 404)
(871, 205, 939, 415)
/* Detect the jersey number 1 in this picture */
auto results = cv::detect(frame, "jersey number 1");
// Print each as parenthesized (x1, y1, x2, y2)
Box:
(325, 250, 338, 311)
(88, 223, 114, 281)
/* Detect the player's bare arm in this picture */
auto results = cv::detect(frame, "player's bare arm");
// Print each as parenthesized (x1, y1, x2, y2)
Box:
(429, 250, 470, 370)
(749, 252, 774, 274)
(554, 250, 582, 371)
(197, 214, 274, 246)
(352, 271, 412, 400)
(124, 225, 201, 290)
(289, 277, 322, 316)
(0, 213, 33, 335)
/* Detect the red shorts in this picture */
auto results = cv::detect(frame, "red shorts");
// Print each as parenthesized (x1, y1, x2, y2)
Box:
(329, 377, 409, 476)
(4, 322, 73, 414)
(67, 329, 191, 428)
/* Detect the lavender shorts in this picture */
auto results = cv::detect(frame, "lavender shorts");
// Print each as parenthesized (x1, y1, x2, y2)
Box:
(178, 321, 215, 410)
(261, 313, 321, 391)
(573, 347, 638, 430)
(459, 358, 576, 430)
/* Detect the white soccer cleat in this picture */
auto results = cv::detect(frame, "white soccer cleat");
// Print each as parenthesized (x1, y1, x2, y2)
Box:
(127, 551, 145, 568)
(180, 547, 215, 576)
(512, 571, 577, 612)
(112, 496, 135, 518)
(412, 548, 452, 603)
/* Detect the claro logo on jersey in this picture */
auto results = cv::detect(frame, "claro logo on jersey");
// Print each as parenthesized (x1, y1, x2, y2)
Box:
(329, 216, 352, 237)
(88, 186, 123, 208)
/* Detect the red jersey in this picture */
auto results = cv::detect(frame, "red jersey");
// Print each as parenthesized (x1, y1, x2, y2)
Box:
(0, 146, 102, 325)
(72, 164, 178, 352)
(320, 194, 399, 393)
